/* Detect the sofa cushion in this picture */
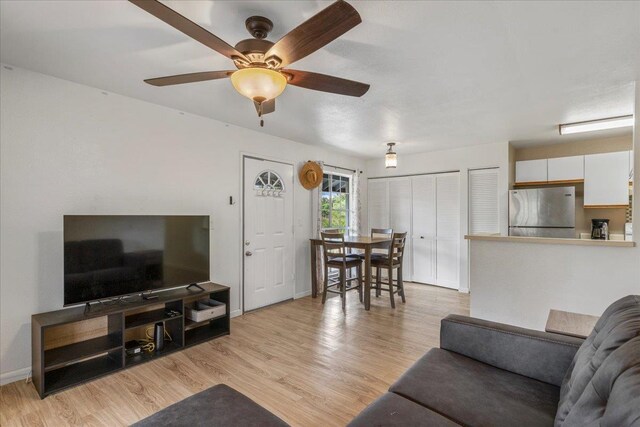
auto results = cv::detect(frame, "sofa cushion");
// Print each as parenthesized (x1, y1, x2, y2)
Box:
(347, 393, 460, 427)
(555, 295, 640, 426)
(558, 337, 640, 427)
(390, 348, 560, 427)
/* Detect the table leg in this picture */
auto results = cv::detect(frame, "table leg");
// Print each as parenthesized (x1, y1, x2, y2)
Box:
(310, 242, 318, 298)
(364, 247, 371, 310)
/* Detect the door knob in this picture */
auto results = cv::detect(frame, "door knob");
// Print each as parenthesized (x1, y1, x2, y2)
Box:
(245, 251, 253, 256)
(420, 236, 424, 239)
(245, 240, 250, 246)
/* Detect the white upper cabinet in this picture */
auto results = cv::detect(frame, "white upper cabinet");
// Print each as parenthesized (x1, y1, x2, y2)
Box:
(515, 159, 547, 183)
(547, 156, 584, 182)
(584, 151, 630, 207)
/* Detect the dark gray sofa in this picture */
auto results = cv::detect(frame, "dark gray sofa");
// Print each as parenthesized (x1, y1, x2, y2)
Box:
(349, 295, 640, 427)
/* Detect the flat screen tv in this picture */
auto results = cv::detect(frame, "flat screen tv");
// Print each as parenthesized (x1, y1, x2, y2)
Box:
(64, 215, 210, 306)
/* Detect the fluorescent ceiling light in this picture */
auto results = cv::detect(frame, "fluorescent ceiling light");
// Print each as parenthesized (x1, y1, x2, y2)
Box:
(559, 115, 634, 135)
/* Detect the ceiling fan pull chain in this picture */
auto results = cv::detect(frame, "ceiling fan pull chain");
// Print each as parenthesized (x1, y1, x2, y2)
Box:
(256, 99, 265, 127)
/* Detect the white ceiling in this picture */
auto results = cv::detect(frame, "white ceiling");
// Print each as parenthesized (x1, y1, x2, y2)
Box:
(1, 1, 639, 157)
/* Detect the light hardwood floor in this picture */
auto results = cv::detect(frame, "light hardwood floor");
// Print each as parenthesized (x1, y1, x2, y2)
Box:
(1, 283, 469, 427)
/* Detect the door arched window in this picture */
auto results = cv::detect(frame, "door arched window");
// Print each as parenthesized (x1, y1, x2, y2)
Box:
(254, 170, 284, 197)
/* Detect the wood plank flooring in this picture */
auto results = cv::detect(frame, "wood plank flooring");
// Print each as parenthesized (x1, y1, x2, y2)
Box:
(1, 283, 469, 426)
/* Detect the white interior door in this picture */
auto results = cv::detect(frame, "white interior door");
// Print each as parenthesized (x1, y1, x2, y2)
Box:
(388, 177, 412, 279)
(436, 173, 460, 289)
(411, 175, 436, 284)
(243, 157, 294, 311)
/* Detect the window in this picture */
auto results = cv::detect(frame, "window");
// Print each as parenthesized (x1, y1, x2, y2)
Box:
(321, 173, 350, 231)
(254, 170, 284, 197)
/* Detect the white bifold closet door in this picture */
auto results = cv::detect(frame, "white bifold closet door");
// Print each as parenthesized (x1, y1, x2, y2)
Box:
(388, 178, 412, 279)
(411, 175, 436, 284)
(368, 172, 460, 289)
(435, 173, 460, 289)
(368, 179, 389, 230)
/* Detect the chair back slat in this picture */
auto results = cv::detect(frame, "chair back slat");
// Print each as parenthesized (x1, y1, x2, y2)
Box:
(323, 228, 343, 234)
(371, 228, 393, 238)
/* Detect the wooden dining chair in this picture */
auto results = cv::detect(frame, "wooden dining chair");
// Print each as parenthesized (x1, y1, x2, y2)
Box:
(371, 232, 407, 308)
(356, 228, 393, 296)
(320, 232, 363, 312)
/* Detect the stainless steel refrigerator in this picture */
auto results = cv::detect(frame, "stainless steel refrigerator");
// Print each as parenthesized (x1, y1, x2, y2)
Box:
(509, 187, 576, 238)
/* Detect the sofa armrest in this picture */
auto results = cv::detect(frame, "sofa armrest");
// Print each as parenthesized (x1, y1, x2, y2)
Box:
(440, 314, 584, 386)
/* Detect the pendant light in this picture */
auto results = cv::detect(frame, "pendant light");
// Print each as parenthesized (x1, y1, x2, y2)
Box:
(385, 143, 397, 169)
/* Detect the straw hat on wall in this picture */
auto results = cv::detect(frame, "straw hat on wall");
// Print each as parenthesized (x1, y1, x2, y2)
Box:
(299, 161, 323, 190)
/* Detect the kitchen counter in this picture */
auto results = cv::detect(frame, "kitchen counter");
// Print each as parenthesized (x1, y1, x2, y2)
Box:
(465, 234, 635, 247)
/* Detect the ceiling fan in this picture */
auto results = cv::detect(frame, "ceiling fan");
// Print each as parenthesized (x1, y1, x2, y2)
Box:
(129, 0, 370, 126)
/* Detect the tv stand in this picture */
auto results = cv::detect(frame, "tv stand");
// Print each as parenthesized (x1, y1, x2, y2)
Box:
(186, 283, 205, 292)
(31, 282, 230, 399)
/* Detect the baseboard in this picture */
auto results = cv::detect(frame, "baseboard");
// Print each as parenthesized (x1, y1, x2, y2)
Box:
(295, 290, 312, 299)
(230, 309, 242, 318)
(0, 367, 30, 386)
(458, 287, 470, 294)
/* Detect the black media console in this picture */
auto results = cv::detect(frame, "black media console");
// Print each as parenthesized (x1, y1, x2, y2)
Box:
(31, 282, 230, 398)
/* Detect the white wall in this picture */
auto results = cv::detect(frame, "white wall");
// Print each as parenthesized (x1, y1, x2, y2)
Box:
(365, 142, 510, 292)
(0, 66, 367, 383)
(469, 81, 640, 329)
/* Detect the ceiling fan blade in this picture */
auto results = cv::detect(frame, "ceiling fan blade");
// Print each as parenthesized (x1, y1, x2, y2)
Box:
(254, 98, 276, 115)
(265, 0, 361, 68)
(129, 0, 248, 63)
(283, 69, 369, 97)
(144, 70, 234, 86)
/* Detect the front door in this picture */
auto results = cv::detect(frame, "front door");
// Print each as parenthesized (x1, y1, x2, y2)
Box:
(243, 157, 294, 311)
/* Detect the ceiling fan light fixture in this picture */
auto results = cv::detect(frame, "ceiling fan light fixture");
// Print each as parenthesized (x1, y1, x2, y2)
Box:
(230, 68, 287, 104)
(385, 143, 397, 169)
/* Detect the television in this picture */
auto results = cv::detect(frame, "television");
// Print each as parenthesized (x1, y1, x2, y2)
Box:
(64, 215, 210, 306)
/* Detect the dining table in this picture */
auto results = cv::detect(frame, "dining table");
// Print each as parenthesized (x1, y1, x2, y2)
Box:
(309, 235, 392, 310)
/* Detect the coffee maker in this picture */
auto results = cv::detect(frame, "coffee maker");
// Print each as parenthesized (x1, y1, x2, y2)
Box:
(591, 219, 609, 240)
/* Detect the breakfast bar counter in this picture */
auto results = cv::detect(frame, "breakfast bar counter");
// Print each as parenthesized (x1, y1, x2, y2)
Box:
(466, 234, 639, 331)
(465, 234, 635, 247)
